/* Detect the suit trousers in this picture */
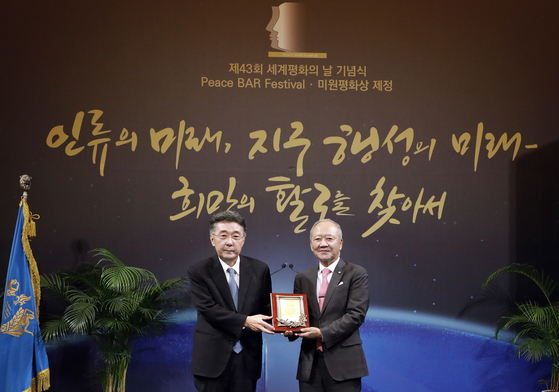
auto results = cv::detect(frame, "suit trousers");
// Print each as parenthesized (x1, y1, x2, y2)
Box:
(299, 350, 362, 392)
(193, 350, 257, 392)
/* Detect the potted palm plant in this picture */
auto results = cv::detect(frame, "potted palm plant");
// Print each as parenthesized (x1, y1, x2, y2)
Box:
(483, 263, 559, 392)
(40, 248, 187, 392)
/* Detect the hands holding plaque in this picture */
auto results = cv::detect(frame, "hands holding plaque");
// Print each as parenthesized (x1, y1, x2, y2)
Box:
(245, 314, 275, 334)
(270, 293, 310, 332)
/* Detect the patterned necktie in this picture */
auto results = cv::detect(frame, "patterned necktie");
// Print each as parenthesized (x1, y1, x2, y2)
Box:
(227, 268, 242, 354)
(318, 268, 331, 311)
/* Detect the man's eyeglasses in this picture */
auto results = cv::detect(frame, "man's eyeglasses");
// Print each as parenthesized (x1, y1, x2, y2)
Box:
(213, 233, 245, 241)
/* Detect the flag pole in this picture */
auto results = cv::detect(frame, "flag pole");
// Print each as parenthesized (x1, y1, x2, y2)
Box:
(19, 175, 40, 313)
(0, 174, 50, 392)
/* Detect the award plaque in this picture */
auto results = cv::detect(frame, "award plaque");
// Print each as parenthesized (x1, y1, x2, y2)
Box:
(271, 293, 310, 332)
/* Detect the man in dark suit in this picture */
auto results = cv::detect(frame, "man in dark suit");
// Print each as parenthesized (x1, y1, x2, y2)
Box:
(188, 211, 274, 392)
(286, 219, 369, 392)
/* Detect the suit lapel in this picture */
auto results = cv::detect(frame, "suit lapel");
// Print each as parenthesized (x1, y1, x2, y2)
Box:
(238, 256, 252, 312)
(321, 259, 346, 314)
(306, 265, 320, 317)
(209, 256, 237, 311)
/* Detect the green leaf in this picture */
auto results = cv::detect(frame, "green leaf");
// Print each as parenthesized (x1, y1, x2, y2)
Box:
(41, 317, 70, 341)
(39, 247, 189, 392)
(483, 263, 559, 368)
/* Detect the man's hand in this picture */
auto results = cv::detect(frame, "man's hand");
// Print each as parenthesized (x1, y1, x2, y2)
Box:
(295, 327, 322, 340)
(282, 327, 322, 340)
(245, 315, 275, 334)
(282, 329, 298, 341)
(282, 330, 294, 338)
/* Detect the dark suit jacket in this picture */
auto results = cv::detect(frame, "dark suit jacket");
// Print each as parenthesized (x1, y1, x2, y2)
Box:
(293, 258, 369, 382)
(188, 254, 272, 380)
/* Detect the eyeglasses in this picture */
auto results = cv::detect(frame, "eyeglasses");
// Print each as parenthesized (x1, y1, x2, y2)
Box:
(213, 233, 245, 241)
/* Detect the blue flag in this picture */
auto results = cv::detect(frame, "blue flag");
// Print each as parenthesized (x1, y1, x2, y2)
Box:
(1, 200, 50, 392)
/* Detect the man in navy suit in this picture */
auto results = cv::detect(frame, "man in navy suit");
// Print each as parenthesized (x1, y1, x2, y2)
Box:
(188, 211, 274, 392)
(286, 219, 369, 392)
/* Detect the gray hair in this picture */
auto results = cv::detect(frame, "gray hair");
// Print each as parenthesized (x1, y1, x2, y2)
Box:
(309, 219, 343, 240)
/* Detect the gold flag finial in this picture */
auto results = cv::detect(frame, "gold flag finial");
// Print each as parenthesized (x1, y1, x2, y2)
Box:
(20, 174, 32, 201)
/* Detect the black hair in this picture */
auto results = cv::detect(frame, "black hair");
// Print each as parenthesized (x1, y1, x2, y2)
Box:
(209, 211, 247, 235)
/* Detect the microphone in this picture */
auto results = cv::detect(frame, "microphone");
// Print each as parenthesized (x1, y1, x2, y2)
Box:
(271, 263, 287, 275)
(288, 264, 299, 274)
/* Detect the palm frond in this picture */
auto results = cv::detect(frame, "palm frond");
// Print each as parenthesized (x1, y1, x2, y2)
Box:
(95, 318, 143, 337)
(40, 274, 68, 295)
(64, 301, 98, 333)
(483, 263, 557, 302)
(135, 306, 163, 319)
(483, 263, 559, 388)
(41, 317, 71, 341)
(92, 248, 157, 293)
(103, 295, 131, 315)
(40, 247, 189, 392)
(517, 334, 559, 363)
(65, 287, 95, 303)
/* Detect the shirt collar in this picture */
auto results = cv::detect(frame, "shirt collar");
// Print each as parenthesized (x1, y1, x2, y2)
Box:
(219, 256, 240, 275)
(319, 257, 340, 274)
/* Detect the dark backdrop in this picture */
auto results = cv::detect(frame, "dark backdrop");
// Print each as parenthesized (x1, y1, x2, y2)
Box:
(1, 0, 558, 328)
